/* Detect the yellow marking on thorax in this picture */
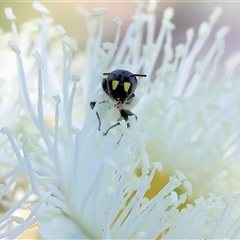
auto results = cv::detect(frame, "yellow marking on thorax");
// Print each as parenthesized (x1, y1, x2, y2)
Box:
(124, 82, 131, 92)
(112, 80, 119, 90)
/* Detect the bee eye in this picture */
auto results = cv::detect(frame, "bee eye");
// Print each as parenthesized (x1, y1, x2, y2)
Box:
(112, 80, 119, 90)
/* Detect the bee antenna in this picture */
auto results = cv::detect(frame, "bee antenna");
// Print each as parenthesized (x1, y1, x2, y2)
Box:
(103, 73, 111, 75)
(132, 74, 147, 77)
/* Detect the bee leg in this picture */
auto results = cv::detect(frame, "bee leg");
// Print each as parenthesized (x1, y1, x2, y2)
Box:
(90, 101, 96, 109)
(116, 109, 137, 144)
(96, 111, 101, 131)
(116, 133, 124, 144)
(103, 122, 120, 136)
(90, 101, 101, 131)
(120, 109, 137, 124)
(103, 109, 137, 137)
(115, 109, 137, 144)
(103, 124, 124, 145)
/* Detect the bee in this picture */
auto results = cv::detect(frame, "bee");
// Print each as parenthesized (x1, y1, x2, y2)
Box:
(90, 69, 147, 136)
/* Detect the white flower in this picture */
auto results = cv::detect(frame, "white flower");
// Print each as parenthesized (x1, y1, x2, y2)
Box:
(1, 2, 240, 239)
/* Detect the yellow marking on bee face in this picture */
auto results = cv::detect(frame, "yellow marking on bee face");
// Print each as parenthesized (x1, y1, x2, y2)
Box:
(104, 74, 110, 80)
(112, 80, 119, 90)
(124, 82, 131, 92)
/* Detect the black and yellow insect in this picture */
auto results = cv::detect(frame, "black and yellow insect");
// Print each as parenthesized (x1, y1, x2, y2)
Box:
(90, 69, 147, 136)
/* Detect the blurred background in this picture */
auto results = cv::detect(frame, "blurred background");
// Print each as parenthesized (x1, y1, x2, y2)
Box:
(1, 1, 240, 62)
